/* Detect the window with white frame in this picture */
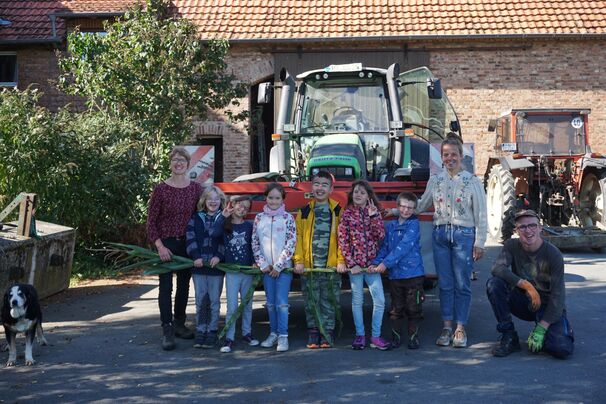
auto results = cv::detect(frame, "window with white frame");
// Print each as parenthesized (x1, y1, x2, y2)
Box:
(0, 52, 17, 87)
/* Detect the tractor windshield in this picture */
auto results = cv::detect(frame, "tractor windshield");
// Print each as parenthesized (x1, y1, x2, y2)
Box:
(515, 113, 586, 155)
(299, 77, 389, 134)
(398, 67, 460, 143)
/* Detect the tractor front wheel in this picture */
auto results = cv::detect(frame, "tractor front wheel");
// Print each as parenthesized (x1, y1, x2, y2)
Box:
(486, 164, 517, 243)
(578, 172, 606, 229)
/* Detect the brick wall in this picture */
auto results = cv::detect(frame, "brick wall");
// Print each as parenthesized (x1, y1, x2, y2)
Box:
(14, 45, 85, 111)
(429, 40, 606, 176)
(193, 49, 273, 181)
(217, 39, 606, 180)
(11, 38, 606, 183)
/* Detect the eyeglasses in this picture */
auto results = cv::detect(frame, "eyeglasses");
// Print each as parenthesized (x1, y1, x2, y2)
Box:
(516, 223, 539, 231)
(171, 158, 188, 164)
(398, 205, 415, 210)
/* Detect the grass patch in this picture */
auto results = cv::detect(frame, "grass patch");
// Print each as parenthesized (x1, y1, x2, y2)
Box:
(70, 249, 122, 285)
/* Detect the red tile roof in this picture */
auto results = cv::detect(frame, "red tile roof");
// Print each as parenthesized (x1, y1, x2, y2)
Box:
(0, 1, 140, 42)
(175, 0, 606, 40)
(2, 1, 606, 43)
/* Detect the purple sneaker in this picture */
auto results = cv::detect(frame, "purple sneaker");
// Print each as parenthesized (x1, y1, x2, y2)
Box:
(352, 335, 366, 350)
(370, 336, 392, 351)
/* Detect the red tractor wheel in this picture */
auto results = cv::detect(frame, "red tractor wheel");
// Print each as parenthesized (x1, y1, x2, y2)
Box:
(578, 172, 606, 228)
(486, 164, 517, 243)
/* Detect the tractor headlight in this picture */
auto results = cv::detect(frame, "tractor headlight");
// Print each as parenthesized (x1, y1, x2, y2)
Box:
(345, 167, 353, 176)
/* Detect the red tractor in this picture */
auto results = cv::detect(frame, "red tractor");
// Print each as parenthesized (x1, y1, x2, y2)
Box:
(485, 109, 606, 249)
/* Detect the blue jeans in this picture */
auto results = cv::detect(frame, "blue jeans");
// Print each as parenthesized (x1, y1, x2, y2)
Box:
(349, 272, 385, 337)
(192, 274, 224, 333)
(432, 224, 475, 325)
(224, 272, 255, 341)
(486, 276, 574, 359)
(263, 271, 292, 336)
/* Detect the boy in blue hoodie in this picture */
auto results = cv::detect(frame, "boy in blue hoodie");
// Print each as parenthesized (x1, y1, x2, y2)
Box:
(371, 192, 425, 349)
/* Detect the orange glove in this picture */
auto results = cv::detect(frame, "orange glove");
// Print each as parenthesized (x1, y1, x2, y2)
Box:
(518, 279, 541, 311)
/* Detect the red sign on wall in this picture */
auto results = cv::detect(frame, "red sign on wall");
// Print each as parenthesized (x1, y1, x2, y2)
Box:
(180, 145, 215, 186)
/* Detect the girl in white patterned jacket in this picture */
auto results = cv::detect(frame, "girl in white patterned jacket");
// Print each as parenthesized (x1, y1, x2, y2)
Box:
(252, 183, 297, 352)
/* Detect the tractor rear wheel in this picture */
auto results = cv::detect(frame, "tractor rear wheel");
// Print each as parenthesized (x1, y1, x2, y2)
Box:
(486, 164, 517, 243)
(578, 172, 606, 229)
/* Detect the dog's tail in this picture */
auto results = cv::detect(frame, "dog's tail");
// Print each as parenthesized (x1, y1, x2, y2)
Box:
(36, 322, 48, 346)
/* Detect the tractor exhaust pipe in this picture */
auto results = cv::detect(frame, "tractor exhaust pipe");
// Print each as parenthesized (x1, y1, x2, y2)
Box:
(387, 63, 403, 170)
(272, 68, 295, 174)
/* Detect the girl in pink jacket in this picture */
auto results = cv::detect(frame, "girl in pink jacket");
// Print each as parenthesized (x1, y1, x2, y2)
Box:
(338, 180, 390, 350)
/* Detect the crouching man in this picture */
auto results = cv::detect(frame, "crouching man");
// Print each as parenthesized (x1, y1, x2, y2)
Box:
(486, 209, 574, 359)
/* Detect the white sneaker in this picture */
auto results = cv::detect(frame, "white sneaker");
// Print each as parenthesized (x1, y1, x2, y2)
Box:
(242, 334, 260, 347)
(260, 332, 278, 348)
(452, 329, 468, 348)
(219, 339, 233, 353)
(276, 335, 289, 352)
(436, 328, 453, 346)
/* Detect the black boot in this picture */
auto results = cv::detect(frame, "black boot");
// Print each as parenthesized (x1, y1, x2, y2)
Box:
(161, 323, 176, 351)
(492, 331, 521, 357)
(391, 329, 402, 349)
(202, 330, 218, 349)
(174, 317, 194, 339)
(407, 326, 420, 350)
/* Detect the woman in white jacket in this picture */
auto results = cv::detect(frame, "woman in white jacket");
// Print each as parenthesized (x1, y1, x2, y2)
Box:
(252, 183, 297, 352)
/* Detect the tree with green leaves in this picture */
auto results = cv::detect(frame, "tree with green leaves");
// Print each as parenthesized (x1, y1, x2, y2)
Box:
(0, 88, 148, 246)
(58, 0, 246, 175)
(1, 0, 247, 257)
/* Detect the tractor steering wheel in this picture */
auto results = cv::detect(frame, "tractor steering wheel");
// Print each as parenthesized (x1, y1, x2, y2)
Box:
(331, 107, 366, 130)
(333, 106, 362, 118)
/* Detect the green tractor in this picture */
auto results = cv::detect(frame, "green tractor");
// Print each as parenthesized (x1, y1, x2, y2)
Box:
(220, 62, 463, 280)
(261, 63, 459, 186)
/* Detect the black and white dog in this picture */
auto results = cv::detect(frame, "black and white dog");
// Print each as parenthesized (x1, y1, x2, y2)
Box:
(2, 283, 47, 366)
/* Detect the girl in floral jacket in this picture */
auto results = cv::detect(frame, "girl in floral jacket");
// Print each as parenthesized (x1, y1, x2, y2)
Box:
(252, 183, 297, 352)
(337, 180, 390, 350)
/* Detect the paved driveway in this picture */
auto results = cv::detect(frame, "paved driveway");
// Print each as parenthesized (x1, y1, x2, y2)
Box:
(1, 240, 605, 403)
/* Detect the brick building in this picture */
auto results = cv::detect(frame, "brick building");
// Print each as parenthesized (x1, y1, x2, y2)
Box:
(0, 1, 139, 110)
(2, 1, 606, 180)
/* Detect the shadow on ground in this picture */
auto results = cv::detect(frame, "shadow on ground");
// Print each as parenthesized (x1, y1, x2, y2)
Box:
(1, 244, 605, 403)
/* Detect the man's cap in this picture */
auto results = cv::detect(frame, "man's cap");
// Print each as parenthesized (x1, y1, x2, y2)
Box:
(514, 209, 540, 221)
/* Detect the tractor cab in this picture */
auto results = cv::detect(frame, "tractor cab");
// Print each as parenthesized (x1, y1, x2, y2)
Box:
(489, 109, 589, 157)
(267, 63, 461, 184)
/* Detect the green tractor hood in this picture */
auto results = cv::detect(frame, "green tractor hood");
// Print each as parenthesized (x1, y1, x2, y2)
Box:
(306, 134, 366, 180)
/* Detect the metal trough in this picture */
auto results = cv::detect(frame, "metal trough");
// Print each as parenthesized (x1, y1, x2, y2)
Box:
(0, 221, 76, 299)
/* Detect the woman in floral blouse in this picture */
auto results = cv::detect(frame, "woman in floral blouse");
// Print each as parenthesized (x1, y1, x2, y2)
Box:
(417, 134, 487, 349)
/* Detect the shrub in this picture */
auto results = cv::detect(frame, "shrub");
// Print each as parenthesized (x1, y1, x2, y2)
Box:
(0, 88, 149, 247)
